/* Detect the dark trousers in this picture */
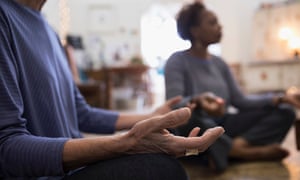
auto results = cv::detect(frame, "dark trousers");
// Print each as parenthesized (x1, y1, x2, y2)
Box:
(176, 104, 296, 171)
(63, 154, 188, 180)
(223, 104, 295, 145)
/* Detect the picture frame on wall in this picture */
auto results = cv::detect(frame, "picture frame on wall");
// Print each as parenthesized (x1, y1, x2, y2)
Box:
(88, 5, 118, 33)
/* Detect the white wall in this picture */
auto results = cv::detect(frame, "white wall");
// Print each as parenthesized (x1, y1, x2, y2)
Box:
(42, 0, 60, 31)
(42, 0, 286, 65)
(203, 0, 286, 63)
(43, 0, 162, 67)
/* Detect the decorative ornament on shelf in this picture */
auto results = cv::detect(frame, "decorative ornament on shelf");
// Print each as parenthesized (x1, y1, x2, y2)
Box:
(130, 55, 144, 66)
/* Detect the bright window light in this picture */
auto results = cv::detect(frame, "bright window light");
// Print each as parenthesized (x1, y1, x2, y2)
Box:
(278, 27, 293, 41)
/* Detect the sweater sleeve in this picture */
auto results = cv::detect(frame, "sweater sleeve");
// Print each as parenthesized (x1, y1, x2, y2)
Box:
(0, 14, 68, 177)
(164, 53, 193, 108)
(73, 85, 119, 134)
(218, 58, 274, 110)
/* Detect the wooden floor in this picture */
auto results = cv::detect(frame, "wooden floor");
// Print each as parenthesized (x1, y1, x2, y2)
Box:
(85, 126, 300, 179)
(180, 126, 300, 180)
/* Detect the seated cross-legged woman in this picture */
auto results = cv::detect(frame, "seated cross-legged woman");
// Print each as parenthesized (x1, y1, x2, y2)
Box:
(165, 1, 300, 172)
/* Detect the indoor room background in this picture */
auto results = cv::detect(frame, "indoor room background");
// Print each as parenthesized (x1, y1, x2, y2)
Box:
(41, 0, 300, 111)
(40, 1, 300, 179)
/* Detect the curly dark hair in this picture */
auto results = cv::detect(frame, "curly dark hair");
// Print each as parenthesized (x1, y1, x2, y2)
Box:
(176, 2, 206, 41)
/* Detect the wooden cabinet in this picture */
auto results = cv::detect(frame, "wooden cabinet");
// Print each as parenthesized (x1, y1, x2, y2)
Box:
(243, 60, 300, 93)
(85, 65, 151, 110)
(243, 64, 282, 93)
(78, 83, 106, 108)
(281, 64, 300, 90)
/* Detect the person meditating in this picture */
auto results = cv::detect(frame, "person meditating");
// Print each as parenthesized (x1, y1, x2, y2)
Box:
(165, 1, 300, 172)
(0, 0, 225, 179)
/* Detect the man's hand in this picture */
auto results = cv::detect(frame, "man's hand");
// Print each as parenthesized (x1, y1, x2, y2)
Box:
(192, 92, 225, 117)
(124, 108, 225, 157)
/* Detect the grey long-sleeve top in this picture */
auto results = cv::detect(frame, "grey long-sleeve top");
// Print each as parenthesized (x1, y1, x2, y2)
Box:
(164, 50, 274, 110)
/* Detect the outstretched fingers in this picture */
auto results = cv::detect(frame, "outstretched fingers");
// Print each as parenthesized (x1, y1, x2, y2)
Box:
(129, 108, 191, 138)
(184, 127, 224, 153)
(198, 127, 224, 151)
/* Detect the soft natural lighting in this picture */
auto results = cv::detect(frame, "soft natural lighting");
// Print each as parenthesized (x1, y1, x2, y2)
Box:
(140, 3, 221, 106)
(141, 4, 188, 105)
(278, 27, 293, 41)
(141, 4, 190, 68)
(141, 3, 222, 68)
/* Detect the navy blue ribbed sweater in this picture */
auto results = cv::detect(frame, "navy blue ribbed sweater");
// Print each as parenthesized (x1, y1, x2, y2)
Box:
(0, 0, 118, 178)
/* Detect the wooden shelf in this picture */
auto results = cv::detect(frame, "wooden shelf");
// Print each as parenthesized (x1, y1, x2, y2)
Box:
(77, 82, 106, 108)
(85, 65, 150, 109)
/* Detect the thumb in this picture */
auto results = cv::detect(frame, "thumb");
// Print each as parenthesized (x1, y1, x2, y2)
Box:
(188, 127, 200, 137)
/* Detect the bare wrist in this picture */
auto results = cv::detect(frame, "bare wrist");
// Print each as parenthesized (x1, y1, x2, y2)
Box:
(118, 133, 135, 153)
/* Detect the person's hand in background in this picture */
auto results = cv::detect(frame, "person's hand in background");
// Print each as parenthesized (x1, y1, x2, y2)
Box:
(152, 96, 183, 115)
(278, 87, 300, 108)
(191, 92, 225, 117)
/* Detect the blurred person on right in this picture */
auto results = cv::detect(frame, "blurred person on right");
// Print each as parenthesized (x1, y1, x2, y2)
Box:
(165, 1, 300, 172)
